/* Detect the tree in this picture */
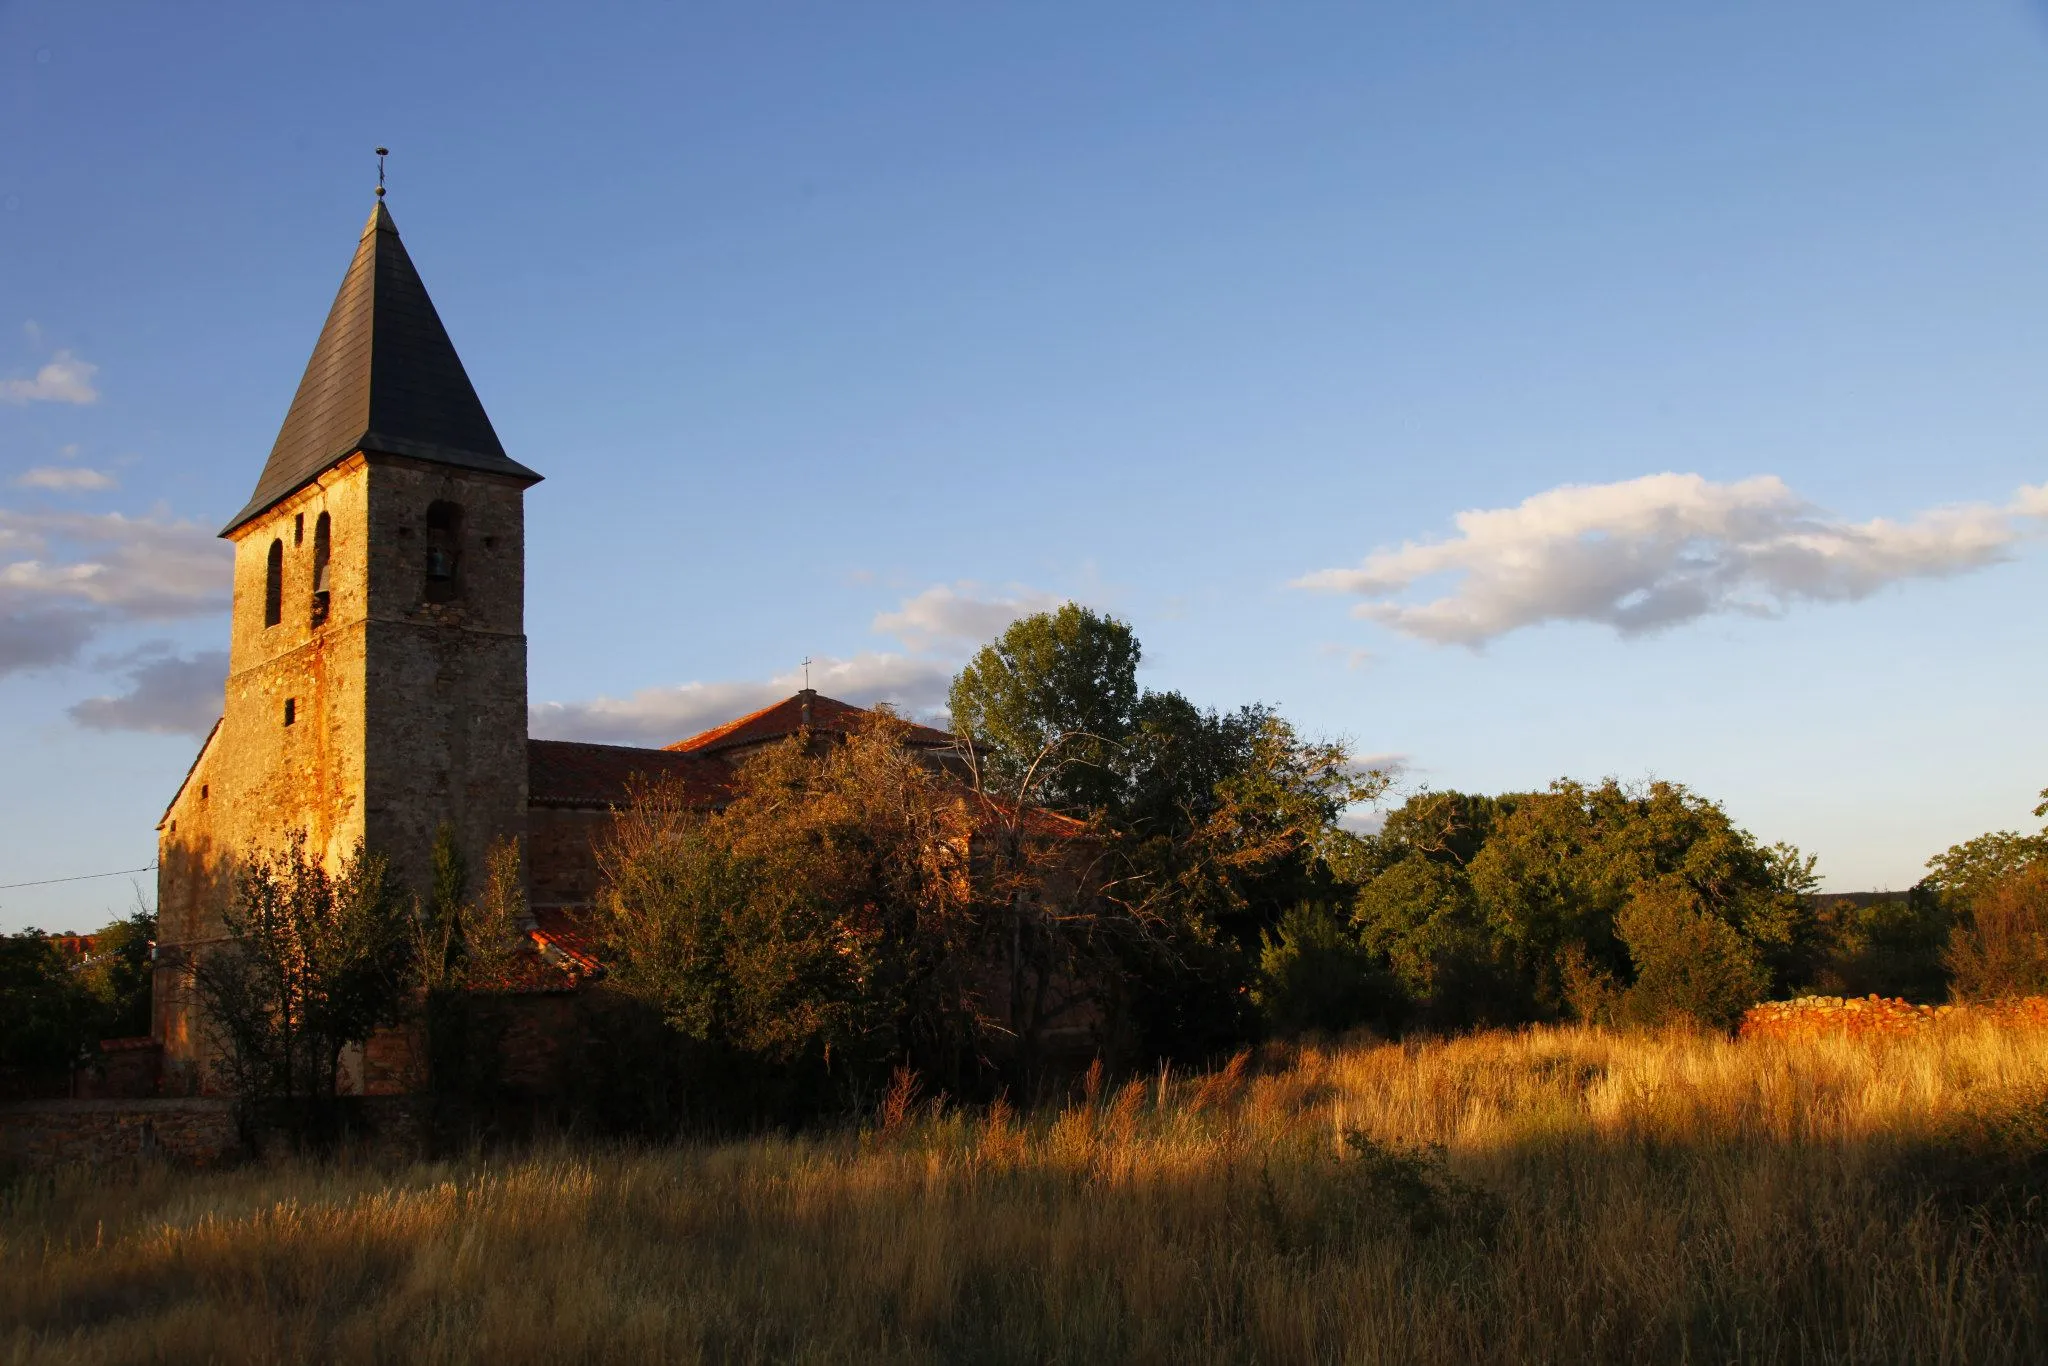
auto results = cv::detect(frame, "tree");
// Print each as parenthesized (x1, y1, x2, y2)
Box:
(949, 604, 1141, 815)
(1902, 786, 2048, 1005)
(1614, 882, 1768, 1031)
(73, 909, 156, 1042)
(1945, 863, 2048, 1002)
(0, 932, 85, 1090)
(1813, 893, 1951, 1003)
(192, 835, 411, 1124)
(1107, 711, 1392, 1056)
(0, 911, 157, 1096)
(408, 825, 532, 1099)
(409, 825, 529, 994)
(947, 609, 1399, 1057)
(1253, 902, 1391, 1036)
(1920, 789, 2048, 918)
(1353, 780, 1816, 1028)
(600, 712, 1008, 1103)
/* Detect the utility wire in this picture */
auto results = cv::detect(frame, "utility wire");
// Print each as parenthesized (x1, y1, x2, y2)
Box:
(0, 864, 158, 892)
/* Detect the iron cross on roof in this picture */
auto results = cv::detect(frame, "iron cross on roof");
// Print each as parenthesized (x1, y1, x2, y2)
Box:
(375, 146, 389, 199)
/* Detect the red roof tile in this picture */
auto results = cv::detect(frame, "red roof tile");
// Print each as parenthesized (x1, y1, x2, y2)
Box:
(464, 915, 603, 995)
(528, 739, 732, 809)
(665, 691, 955, 756)
(531, 908, 605, 974)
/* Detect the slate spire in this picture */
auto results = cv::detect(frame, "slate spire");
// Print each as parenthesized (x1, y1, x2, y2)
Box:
(222, 199, 540, 536)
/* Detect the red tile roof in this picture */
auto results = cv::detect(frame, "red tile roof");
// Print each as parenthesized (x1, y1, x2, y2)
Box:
(527, 739, 733, 809)
(531, 908, 604, 974)
(665, 691, 955, 756)
(463, 911, 605, 995)
(467, 948, 585, 995)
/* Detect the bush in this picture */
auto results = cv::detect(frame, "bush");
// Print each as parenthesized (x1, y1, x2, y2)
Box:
(1252, 902, 1388, 1036)
(1617, 884, 1767, 1030)
(1947, 864, 2048, 1002)
(1813, 892, 1952, 1002)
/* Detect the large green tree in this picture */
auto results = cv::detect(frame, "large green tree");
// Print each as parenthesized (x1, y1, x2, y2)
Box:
(949, 607, 1396, 1053)
(948, 604, 1141, 815)
(1354, 780, 1818, 1028)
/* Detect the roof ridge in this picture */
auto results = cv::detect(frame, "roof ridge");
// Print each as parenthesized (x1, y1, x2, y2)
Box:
(663, 695, 800, 752)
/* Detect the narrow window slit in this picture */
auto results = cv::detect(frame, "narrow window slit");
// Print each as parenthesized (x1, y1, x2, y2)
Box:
(310, 512, 332, 626)
(424, 500, 463, 603)
(263, 539, 283, 628)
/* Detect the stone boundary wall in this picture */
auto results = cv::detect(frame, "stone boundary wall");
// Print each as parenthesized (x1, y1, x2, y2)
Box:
(0, 1098, 239, 1173)
(1740, 995, 2048, 1041)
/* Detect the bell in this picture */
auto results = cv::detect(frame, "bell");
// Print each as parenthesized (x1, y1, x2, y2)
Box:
(427, 548, 454, 580)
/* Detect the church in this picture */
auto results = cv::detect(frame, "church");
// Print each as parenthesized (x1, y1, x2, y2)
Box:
(149, 193, 958, 1096)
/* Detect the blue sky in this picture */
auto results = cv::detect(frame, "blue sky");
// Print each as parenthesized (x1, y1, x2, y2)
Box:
(5, 1, 2048, 930)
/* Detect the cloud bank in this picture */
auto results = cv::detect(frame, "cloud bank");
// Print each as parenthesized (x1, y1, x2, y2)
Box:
(0, 509, 231, 676)
(1296, 473, 2048, 646)
(16, 466, 117, 492)
(0, 350, 99, 405)
(70, 649, 229, 738)
(871, 582, 1065, 650)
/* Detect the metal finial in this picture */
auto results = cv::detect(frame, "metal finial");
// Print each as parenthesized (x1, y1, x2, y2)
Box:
(801, 657, 813, 691)
(375, 147, 389, 198)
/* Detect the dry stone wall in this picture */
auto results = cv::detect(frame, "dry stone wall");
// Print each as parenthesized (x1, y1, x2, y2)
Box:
(0, 1099, 238, 1172)
(1741, 994, 2048, 1041)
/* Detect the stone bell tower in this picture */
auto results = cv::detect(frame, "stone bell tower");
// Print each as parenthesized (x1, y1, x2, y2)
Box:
(154, 192, 541, 1082)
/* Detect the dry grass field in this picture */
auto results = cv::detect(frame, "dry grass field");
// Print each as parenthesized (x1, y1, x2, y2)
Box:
(8, 1020, 2048, 1365)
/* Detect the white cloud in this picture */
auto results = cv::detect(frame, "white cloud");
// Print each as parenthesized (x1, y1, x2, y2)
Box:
(0, 509, 231, 675)
(872, 581, 1066, 651)
(1295, 474, 2048, 646)
(530, 652, 955, 748)
(15, 466, 116, 492)
(70, 649, 227, 737)
(0, 349, 99, 405)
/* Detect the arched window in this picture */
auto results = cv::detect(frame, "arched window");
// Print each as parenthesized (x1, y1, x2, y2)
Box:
(424, 500, 463, 603)
(263, 539, 283, 628)
(310, 512, 332, 627)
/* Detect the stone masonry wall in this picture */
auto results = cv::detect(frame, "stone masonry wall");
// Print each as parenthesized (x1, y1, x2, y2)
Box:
(0, 1099, 239, 1172)
(528, 805, 611, 912)
(361, 456, 530, 898)
(153, 449, 534, 1092)
(157, 457, 376, 1089)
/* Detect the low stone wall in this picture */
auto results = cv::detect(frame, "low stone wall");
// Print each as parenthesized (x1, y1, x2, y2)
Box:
(1740, 994, 2048, 1041)
(0, 1098, 239, 1173)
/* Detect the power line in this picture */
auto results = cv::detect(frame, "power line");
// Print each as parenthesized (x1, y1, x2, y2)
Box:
(0, 864, 158, 892)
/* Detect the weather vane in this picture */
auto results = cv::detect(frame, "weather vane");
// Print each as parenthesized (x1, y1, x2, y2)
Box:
(802, 657, 813, 690)
(375, 147, 389, 199)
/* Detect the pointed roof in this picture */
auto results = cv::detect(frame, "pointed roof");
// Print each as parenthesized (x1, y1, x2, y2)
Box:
(222, 199, 540, 536)
(664, 691, 957, 757)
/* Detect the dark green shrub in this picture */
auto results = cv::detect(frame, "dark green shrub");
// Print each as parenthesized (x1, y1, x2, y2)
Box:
(1252, 902, 1389, 1036)
(1616, 884, 1766, 1030)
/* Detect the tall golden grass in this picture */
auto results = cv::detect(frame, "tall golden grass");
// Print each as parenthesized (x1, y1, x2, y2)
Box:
(8, 1021, 2048, 1364)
